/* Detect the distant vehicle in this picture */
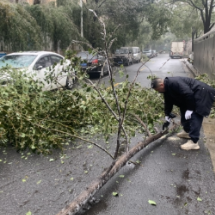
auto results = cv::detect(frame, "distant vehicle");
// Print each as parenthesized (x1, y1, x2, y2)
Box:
(77, 51, 108, 77)
(153, 50, 158, 57)
(170, 42, 184, 59)
(131, 47, 142, 63)
(113, 47, 133, 66)
(142, 50, 154, 58)
(0, 51, 75, 90)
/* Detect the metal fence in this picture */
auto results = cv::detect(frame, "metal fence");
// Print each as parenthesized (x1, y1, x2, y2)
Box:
(194, 30, 215, 79)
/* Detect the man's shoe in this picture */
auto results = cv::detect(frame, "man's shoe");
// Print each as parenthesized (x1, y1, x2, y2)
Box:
(177, 130, 190, 139)
(180, 140, 200, 150)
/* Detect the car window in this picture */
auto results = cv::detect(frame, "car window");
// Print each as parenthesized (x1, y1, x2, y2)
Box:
(50, 55, 63, 65)
(0, 55, 37, 69)
(115, 49, 129, 54)
(143, 50, 151, 53)
(34, 56, 51, 70)
(77, 52, 94, 60)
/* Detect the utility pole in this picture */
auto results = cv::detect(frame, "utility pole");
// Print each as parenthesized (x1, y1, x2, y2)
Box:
(80, 0, 83, 37)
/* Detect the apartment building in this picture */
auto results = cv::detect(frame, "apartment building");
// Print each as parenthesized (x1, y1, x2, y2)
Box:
(7, 0, 56, 4)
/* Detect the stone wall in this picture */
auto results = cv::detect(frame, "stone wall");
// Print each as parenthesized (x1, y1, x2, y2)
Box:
(194, 30, 215, 79)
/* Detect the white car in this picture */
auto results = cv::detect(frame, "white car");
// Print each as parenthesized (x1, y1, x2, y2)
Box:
(0, 51, 75, 91)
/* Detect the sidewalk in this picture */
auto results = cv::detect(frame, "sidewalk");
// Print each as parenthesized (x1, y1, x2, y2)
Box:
(185, 59, 215, 172)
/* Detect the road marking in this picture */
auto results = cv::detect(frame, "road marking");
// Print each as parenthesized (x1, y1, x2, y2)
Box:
(106, 82, 122, 90)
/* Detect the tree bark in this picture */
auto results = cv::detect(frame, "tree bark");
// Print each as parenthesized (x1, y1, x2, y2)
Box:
(57, 128, 176, 215)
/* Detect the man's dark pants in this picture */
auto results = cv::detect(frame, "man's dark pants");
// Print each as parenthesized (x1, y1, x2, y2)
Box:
(180, 109, 204, 143)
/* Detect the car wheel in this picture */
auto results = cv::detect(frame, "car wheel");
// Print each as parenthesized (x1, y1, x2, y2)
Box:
(66, 75, 75, 90)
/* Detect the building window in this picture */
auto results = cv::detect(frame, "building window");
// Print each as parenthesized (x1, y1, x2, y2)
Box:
(34, 0, 41, 4)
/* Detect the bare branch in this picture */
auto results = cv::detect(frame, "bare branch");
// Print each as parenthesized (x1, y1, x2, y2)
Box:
(85, 78, 119, 121)
(24, 117, 114, 159)
(72, 40, 93, 49)
(187, 0, 204, 11)
(132, 114, 152, 136)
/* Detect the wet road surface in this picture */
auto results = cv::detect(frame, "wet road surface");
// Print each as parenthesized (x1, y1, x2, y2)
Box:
(98, 54, 193, 88)
(1, 54, 215, 215)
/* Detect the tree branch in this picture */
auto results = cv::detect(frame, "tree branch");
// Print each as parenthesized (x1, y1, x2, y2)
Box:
(131, 114, 152, 136)
(56, 124, 179, 215)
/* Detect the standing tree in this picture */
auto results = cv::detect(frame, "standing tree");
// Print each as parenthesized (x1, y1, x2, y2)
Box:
(169, 0, 215, 34)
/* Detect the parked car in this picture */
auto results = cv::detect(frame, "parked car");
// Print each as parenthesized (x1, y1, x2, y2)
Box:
(0, 51, 75, 90)
(142, 50, 154, 58)
(131, 47, 142, 63)
(153, 50, 158, 57)
(76, 51, 108, 77)
(113, 47, 133, 66)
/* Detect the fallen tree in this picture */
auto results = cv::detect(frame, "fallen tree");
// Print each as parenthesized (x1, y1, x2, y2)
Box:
(56, 9, 179, 215)
(57, 125, 178, 215)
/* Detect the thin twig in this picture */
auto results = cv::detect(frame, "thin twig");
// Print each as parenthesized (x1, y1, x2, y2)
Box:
(131, 114, 152, 136)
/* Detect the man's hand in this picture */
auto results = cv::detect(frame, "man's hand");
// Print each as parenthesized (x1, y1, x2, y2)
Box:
(162, 121, 170, 130)
(169, 113, 176, 119)
(185, 110, 193, 120)
(165, 113, 176, 122)
(163, 113, 176, 130)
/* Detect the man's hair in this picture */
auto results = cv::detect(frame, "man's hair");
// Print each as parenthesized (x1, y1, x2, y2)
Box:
(151, 78, 163, 89)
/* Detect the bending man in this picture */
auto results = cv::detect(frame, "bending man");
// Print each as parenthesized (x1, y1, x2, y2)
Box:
(151, 76, 215, 150)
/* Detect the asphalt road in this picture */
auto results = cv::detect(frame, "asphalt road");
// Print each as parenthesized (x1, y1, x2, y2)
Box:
(1, 54, 215, 215)
(94, 53, 193, 88)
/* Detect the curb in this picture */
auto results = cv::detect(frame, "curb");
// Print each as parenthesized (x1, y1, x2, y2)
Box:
(183, 60, 198, 77)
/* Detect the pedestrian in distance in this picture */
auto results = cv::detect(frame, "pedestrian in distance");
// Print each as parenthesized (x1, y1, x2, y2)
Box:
(151, 76, 215, 150)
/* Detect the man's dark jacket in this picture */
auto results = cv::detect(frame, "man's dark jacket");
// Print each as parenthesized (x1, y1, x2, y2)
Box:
(164, 77, 215, 117)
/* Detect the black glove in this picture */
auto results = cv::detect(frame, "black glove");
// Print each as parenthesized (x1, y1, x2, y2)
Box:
(168, 113, 176, 119)
(162, 121, 170, 130)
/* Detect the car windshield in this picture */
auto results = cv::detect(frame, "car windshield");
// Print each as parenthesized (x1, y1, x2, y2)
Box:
(77, 52, 96, 60)
(0, 55, 37, 69)
(143, 51, 151, 53)
(115, 49, 129, 54)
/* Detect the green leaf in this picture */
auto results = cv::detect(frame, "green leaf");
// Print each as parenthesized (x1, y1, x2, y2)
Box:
(119, 175, 124, 178)
(172, 153, 176, 156)
(70, 177, 74, 181)
(49, 158, 54, 162)
(87, 145, 93, 149)
(20, 133, 26, 138)
(37, 180, 42, 185)
(197, 197, 202, 202)
(84, 171, 88, 174)
(22, 179, 26, 182)
(148, 200, 156, 205)
(76, 145, 82, 149)
(112, 192, 118, 196)
(26, 211, 32, 215)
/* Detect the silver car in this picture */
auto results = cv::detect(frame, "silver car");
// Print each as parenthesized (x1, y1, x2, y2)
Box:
(142, 50, 154, 58)
(131, 47, 142, 63)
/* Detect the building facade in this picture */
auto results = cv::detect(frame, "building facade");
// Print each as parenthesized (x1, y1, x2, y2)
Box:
(8, 0, 56, 4)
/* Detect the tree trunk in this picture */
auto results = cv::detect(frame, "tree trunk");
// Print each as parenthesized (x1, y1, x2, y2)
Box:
(57, 129, 175, 215)
(204, 21, 211, 34)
